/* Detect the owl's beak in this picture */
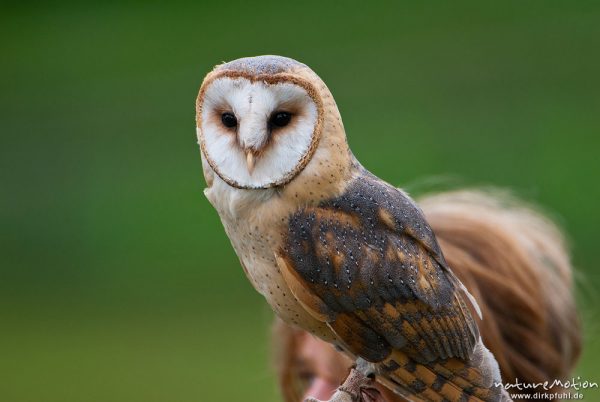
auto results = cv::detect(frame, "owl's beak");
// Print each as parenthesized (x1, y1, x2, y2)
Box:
(245, 150, 256, 174)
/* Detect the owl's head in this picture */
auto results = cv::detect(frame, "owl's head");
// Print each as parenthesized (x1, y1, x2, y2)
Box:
(196, 56, 349, 190)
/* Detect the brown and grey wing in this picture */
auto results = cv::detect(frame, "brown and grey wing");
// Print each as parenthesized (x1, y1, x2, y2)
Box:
(278, 176, 479, 365)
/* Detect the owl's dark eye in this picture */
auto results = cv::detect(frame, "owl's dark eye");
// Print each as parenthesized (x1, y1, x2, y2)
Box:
(221, 112, 237, 128)
(270, 111, 292, 128)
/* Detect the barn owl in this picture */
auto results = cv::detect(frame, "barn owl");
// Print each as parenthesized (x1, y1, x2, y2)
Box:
(196, 56, 509, 401)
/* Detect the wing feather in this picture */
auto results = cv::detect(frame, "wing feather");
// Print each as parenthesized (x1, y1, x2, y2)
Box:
(279, 173, 479, 364)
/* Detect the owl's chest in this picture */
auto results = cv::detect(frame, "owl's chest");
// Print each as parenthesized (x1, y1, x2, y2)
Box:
(218, 215, 335, 341)
(205, 183, 336, 341)
(223, 218, 279, 292)
(221, 217, 299, 318)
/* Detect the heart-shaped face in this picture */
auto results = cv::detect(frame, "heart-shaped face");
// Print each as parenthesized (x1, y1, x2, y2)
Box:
(197, 73, 322, 189)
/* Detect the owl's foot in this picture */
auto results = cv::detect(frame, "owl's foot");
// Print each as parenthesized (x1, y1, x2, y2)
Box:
(303, 368, 380, 402)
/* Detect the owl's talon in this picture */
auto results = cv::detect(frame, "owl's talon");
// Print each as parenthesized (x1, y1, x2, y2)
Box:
(355, 358, 378, 379)
(302, 368, 378, 401)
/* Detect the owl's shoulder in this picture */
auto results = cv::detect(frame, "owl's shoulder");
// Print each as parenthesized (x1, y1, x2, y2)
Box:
(291, 170, 444, 262)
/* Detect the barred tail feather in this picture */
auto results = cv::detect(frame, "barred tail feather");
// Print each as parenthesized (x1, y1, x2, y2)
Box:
(377, 339, 510, 401)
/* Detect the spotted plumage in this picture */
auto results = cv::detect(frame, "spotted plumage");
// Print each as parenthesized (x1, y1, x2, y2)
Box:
(280, 170, 478, 364)
(196, 55, 509, 401)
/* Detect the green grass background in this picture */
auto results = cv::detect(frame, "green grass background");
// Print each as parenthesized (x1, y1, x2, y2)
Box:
(1, 1, 599, 401)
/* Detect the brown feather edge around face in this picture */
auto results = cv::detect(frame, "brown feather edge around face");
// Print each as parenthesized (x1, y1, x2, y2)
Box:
(196, 69, 325, 190)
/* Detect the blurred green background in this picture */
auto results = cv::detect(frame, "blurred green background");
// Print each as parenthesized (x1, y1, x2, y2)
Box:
(1, 1, 599, 401)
